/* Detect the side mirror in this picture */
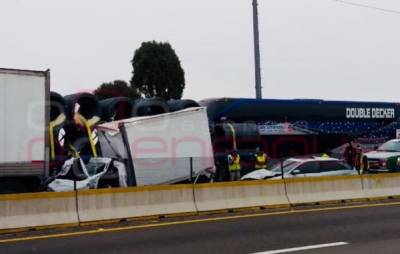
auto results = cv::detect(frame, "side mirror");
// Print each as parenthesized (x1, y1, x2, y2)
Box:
(291, 169, 301, 175)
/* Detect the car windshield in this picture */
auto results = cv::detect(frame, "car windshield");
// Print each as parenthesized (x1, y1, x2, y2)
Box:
(377, 140, 400, 152)
(271, 160, 302, 174)
(85, 161, 106, 176)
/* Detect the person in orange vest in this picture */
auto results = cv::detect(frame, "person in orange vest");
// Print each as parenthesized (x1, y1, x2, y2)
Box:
(227, 149, 241, 181)
(254, 147, 268, 169)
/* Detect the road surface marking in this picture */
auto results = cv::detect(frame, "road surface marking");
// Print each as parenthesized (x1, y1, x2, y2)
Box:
(1, 202, 400, 244)
(252, 242, 349, 254)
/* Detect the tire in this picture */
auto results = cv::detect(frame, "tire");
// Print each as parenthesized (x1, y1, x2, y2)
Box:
(0, 181, 28, 194)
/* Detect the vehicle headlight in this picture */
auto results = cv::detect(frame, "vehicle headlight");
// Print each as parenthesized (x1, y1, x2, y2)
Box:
(380, 159, 388, 168)
(397, 157, 400, 166)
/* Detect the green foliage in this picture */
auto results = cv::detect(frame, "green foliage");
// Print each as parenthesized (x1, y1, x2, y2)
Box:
(130, 41, 185, 100)
(94, 80, 141, 100)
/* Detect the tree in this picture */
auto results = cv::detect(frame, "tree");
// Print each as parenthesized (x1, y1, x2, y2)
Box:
(130, 41, 185, 100)
(94, 80, 141, 100)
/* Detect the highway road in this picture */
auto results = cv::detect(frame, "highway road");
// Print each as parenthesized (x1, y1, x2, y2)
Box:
(2, 203, 400, 254)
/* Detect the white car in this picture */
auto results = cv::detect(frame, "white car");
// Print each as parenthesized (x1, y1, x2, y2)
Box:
(241, 156, 357, 180)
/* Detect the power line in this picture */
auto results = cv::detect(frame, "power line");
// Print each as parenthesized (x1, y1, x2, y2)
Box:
(333, 0, 400, 15)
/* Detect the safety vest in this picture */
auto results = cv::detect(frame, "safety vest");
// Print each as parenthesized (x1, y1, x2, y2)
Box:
(228, 154, 241, 172)
(255, 153, 267, 169)
(321, 153, 330, 158)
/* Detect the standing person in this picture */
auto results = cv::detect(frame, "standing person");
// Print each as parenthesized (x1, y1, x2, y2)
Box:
(344, 141, 357, 168)
(355, 144, 367, 174)
(360, 153, 368, 175)
(355, 144, 362, 172)
(254, 147, 268, 169)
(228, 149, 241, 181)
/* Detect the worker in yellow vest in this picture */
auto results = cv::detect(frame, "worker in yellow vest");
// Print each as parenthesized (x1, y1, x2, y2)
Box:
(254, 147, 268, 169)
(228, 149, 241, 181)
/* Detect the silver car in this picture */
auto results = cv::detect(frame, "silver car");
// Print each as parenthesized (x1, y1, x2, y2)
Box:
(241, 156, 358, 180)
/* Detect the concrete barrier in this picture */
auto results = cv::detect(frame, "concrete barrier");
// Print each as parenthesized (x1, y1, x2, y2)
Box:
(194, 180, 290, 212)
(77, 184, 197, 223)
(4, 174, 400, 232)
(285, 175, 365, 204)
(0, 191, 79, 231)
(362, 173, 400, 199)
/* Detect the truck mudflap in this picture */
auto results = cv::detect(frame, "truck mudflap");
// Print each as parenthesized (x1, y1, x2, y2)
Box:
(0, 161, 45, 177)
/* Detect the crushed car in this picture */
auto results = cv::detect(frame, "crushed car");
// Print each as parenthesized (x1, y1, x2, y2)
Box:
(47, 157, 127, 192)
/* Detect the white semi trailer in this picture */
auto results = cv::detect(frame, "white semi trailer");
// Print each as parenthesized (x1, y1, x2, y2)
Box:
(97, 107, 215, 186)
(0, 68, 50, 193)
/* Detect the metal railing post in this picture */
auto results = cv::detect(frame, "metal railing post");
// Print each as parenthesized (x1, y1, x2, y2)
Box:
(190, 157, 193, 183)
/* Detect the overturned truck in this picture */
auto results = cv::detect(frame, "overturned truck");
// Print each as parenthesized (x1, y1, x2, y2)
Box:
(96, 107, 215, 186)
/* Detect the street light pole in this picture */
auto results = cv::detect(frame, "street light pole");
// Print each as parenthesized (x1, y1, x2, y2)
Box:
(252, 0, 262, 99)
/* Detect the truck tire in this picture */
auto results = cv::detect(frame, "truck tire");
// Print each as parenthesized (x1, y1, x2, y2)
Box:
(167, 99, 199, 112)
(0, 181, 28, 194)
(133, 98, 169, 116)
(100, 97, 135, 122)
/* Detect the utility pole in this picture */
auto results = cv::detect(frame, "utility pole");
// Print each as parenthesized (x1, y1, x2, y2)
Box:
(252, 0, 262, 99)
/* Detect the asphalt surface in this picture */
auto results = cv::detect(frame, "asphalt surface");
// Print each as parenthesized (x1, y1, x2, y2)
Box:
(2, 204, 400, 254)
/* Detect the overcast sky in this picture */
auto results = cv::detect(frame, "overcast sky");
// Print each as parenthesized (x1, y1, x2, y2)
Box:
(1, 0, 399, 102)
